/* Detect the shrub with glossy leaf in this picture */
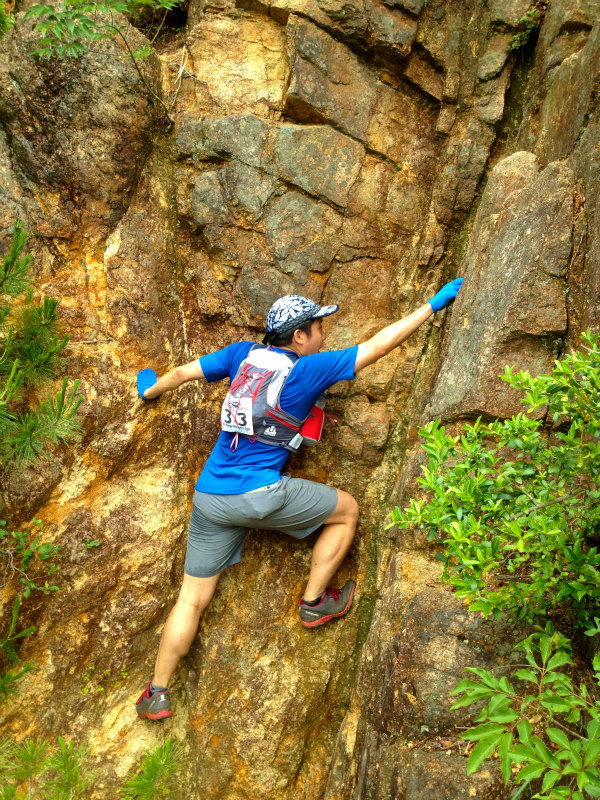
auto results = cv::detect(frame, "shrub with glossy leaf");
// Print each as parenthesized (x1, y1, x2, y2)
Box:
(451, 622, 600, 800)
(24, 0, 180, 124)
(388, 331, 600, 634)
(25, 0, 179, 59)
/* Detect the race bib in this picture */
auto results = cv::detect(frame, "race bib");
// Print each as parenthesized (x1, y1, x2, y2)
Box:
(221, 394, 254, 436)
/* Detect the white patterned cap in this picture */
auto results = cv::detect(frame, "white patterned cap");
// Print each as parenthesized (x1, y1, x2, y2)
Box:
(266, 295, 339, 335)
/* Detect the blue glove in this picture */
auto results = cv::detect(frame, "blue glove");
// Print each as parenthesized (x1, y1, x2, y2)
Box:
(137, 368, 157, 400)
(428, 278, 464, 313)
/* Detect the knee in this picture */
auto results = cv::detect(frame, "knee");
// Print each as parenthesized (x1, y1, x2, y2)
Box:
(177, 574, 220, 613)
(349, 496, 359, 525)
(341, 492, 359, 529)
(177, 596, 205, 615)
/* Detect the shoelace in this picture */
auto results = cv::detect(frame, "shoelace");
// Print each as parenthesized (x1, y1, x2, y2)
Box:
(325, 586, 341, 601)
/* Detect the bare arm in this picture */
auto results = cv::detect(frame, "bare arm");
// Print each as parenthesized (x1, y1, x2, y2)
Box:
(354, 303, 433, 372)
(142, 359, 205, 399)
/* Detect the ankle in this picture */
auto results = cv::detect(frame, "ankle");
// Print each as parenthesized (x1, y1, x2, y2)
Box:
(302, 591, 324, 606)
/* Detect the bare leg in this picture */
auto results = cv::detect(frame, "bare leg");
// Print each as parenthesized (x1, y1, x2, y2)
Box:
(303, 490, 359, 601)
(153, 572, 220, 687)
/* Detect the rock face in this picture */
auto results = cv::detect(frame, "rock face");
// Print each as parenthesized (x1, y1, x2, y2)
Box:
(0, 0, 598, 798)
(429, 153, 575, 421)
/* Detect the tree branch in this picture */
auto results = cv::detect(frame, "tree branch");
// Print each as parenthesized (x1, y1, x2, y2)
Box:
(107, 19, 174, 126)
(507, 492, 584, 523)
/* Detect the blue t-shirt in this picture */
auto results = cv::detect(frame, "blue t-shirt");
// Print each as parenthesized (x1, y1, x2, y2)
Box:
(196, 342, 358, 494)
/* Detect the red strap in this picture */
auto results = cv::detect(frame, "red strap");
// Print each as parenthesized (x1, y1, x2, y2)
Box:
(266, 409, 300, 431)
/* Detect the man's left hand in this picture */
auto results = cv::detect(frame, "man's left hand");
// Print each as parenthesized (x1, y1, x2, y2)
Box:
(428, 278, 464, 313)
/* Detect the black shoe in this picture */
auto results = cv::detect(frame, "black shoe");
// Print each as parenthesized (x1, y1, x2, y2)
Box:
(136, 682, 172, 721)
(299, 580, 355, 628)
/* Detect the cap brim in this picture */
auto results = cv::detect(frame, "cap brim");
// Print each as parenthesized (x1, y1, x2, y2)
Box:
(311, 304, 339, 319)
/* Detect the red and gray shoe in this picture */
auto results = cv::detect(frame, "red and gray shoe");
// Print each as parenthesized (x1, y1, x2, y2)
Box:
(299, 580, 356, 628)
(135, 682, 172, 721)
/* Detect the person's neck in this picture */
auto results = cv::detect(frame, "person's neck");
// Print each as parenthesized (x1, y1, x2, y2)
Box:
(270, 343, 302, 356)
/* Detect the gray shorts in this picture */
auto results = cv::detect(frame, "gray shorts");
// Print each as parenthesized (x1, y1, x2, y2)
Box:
(184, 474, 338, 578)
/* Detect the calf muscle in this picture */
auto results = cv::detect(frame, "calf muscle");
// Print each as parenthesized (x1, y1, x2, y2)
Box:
(303, 489, 359, 601)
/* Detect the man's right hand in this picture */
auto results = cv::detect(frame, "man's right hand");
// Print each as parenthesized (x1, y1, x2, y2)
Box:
(137, 368, 157, 400)
(428, 278, 464, 313)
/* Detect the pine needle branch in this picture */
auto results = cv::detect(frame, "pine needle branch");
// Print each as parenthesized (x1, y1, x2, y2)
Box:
(0, 222, 33, 298)
(6, 379, 83, 464)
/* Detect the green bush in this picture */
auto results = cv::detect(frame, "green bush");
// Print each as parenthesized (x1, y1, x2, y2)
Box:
(0, 221, 82, 465)
(24, 0, 181, 124)
(451, 622, 600, 800)
(0, 597, 35, 705)
(388, 331, 600, 634)
(0, 224, 183, 796)
(120, 739, 185, 799)
(0, 2, 14, 38)
(0, 736, 184, 799)
(510, 8, 542, 51)
(0, 735, 94, 799)
(0, 222, 80, 704)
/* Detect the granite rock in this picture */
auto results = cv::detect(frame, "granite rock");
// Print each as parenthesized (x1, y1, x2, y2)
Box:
(275, 124, 365, 208)
(1, 1, 598, 798)
(285, 15, 377, 140)
(428, 153, 574, 421)
(0, 13, 160, 241)
(264, 191, 343, 279)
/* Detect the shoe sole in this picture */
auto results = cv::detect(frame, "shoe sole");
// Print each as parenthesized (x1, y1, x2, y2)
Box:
(137, 709, 173, 721)
(300, 583, 355, 628)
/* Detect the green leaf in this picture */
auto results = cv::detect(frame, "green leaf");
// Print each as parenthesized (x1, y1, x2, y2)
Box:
(515, 669, 539, 684)
(541, 769, 561, 793)
(587, 720, 600, 739)
(584, 739, 600, 768)
(517, 720, 533, 743)
(577, 771, 590, 791)
(546, 728, 571, 750)
(462, 723, 506, 741)
(586, 780, 600, 798)
(539, 636, 553, 665)
(547, 651, 572, 671)
(569, 747, 583, 771)
(486, 693, 514, 716)
(541, 696, 572, 713)
(499, 732, 513, 784)
(547, 788, 572, 799)
(531, 736, 560, 768)
(467, 733, 503, 775)
(451, 679, 486, 695)
(515, 763, 545, 783)
(488, 709, 520, 723)
(511, 743, 536, 763)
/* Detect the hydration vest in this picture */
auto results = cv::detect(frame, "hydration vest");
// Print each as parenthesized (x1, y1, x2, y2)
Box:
(220, 345, 327, 452)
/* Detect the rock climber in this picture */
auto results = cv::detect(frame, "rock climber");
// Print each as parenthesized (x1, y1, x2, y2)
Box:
(134, 279, 463, 720)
